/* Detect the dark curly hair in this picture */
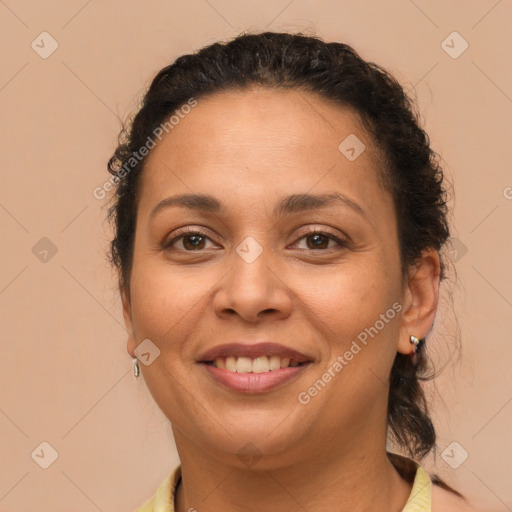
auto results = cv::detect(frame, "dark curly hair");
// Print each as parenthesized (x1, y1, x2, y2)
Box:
(106, 30, 456, 489)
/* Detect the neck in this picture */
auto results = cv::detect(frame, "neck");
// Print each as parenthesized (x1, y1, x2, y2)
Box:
(173, 431, 413, 512)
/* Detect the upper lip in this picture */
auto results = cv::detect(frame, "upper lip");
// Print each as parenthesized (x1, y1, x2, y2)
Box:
(197, 342, 312, 364)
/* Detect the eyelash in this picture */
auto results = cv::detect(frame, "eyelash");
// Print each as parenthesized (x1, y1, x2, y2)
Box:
(162, 228, 215, 252)
(163, 227, 348, 252)
(295, 229, 349, 251)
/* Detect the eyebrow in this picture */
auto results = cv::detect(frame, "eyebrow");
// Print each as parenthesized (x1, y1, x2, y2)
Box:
(150, 192, 367, 219)
(274, 192, 366, 218)
(150, 194, 221, 218)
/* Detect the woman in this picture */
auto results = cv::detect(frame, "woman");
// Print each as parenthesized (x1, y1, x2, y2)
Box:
(106, 31, 478, 511)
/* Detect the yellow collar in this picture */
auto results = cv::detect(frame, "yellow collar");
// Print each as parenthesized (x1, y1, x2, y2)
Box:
(137, 461, 431, 512)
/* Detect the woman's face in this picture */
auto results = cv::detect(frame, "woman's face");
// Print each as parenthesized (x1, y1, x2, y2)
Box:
(123, 87, 421, 466)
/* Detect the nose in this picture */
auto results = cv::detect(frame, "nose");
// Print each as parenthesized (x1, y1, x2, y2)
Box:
(213, 247, 293, 323)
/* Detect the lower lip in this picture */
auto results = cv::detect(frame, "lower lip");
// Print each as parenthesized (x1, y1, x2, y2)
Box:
(200, 363, 311, 393)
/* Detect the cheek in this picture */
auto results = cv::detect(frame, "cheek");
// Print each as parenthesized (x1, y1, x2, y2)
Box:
(293, 258, 393, 337)
(129, 259, 211, 340)
(128, 262, 207, 424)
(301, 272, 399, 422)
(292, 258, 401, 398)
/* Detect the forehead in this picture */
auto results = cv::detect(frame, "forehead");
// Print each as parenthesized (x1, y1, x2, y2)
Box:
(138, 87, 391, 220)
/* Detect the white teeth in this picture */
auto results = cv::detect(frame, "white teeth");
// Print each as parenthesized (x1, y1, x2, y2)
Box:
(269, 355, 281, 370)
(212, 355, 302, 373)
(225, 356, 237, 372)
(252, 356, 270, 373)
(235, 357, 252, 373)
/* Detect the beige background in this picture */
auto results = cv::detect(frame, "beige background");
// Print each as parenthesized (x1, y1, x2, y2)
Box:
(1, 1, 511, 511)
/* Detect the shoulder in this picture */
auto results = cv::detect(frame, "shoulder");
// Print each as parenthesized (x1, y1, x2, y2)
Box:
(431, 484, 482, 512)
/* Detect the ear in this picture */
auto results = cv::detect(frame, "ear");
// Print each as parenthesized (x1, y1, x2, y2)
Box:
(397, 248, 441, 355)
(121, 286, 137, 358)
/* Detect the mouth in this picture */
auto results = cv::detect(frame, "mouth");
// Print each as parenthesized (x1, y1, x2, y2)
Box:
(202, 355, 307, 373)
(197, 342, 313, 393)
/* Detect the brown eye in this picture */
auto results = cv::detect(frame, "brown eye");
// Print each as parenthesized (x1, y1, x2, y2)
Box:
(293, 229, 348, 251)
(305, 233, 330, 249)
(181, 234, 207, 250)
(163, 230, 217, 251)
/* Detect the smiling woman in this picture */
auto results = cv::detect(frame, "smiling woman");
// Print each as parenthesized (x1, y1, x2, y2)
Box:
(105, 31, 477, 512)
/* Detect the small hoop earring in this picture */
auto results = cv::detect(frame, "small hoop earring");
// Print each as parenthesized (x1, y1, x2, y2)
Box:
(409, 336, 425, 364)
(410, 335, 425, 350)
(133, 358, 140, 378)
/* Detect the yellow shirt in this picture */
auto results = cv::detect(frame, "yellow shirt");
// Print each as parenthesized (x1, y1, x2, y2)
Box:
(136, 461, 431, 512)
